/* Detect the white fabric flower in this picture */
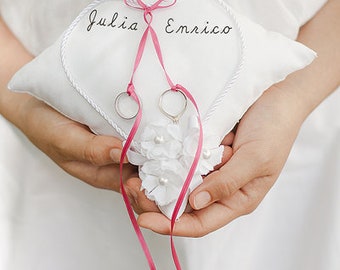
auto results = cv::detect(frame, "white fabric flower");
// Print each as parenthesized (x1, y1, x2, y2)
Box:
(127, 116, 223, 218)
(182, 117, 224, 177)
(140, 160, 191, 206)
(140, 121, 183, 160)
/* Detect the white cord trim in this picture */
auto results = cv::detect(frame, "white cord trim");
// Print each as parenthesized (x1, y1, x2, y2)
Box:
(203, 0, 246, 122)
(60, 0, 246, 141)
(61, 0, 131, 141)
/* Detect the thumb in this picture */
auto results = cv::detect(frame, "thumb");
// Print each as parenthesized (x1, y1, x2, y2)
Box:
(189, 146, 266, 210)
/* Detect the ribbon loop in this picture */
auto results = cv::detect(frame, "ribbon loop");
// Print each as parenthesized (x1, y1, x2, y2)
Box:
(125, 0, 177, 11)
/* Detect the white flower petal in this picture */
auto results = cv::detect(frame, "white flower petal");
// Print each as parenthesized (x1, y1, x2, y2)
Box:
(167, 124, 183, 141)
(209, 146, 224, 165)
(127, 148, 148, 166)
(149, 184, 179, 206)
(140, 160, 161, 174)
(189, 174, 204, 192)
(140, 126, 157, 141)
(188, 115, 200, 131)
(203, 134, 221, 149)
(158, 191, 190, 219)
(140, 174, 160, 193)
(198, 146, 224, 175)
(183, 135, 198, 157)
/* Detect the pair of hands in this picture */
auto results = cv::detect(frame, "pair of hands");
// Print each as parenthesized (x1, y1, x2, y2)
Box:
(2, 0, 338, 238)
(0, 15, 306, 238)
(19, 81, 305, 238)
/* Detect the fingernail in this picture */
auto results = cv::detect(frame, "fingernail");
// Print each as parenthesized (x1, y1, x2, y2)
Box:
(194, 191, 211, 209)
(110, 149, 122, 163)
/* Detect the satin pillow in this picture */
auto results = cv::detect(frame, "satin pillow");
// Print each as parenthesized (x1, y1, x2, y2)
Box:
(9, 0, 316, 218)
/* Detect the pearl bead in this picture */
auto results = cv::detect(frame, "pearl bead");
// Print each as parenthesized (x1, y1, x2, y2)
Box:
(154, 135, 165, 144)
(203, 149, 211, 159)
(159, 177, 169, 186)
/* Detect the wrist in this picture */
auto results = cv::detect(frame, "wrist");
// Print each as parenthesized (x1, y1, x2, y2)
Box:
(258, 83, 310, 133)
(266, 0, 340, 127)
(271, 79, 316, 124)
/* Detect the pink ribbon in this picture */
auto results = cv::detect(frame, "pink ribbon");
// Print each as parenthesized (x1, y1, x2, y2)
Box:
(120, 1, 203, 269)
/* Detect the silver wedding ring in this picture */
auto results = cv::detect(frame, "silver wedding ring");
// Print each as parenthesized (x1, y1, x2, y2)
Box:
(115, 92, 140, 120)
(159, 89, 188, 123)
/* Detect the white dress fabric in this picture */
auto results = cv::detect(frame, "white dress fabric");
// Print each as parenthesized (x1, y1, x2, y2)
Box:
(0, 1, 339, 270)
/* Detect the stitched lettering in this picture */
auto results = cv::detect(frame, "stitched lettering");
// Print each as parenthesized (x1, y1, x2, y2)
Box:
(87, 10, 232, 36)
(164, 17, 232, 35)
(87, 9, 139, 32)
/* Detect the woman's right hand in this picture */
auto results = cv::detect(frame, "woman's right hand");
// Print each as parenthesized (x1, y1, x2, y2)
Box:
(1, 17, 138, 193)
(19, 96, 138, 192)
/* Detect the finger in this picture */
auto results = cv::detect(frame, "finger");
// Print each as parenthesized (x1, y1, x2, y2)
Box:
(138, 203, 237, 237)
(189, 145, 268, 210)
(213, 145, 233, 171)
(62, 161, 137, 192)
(139, 176, 274, 237)
(25, 101, 127, 166)
(125, 177, 160, 214)
(221, 132, 235, 146)
(53, 123, 127, 166)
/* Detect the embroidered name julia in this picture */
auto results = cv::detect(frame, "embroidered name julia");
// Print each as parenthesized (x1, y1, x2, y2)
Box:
(87, 9, 139, 32)
(165, 18, 232, 35)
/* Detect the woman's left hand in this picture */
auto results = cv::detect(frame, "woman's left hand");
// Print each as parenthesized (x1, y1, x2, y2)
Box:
(136, 83, 306, 237)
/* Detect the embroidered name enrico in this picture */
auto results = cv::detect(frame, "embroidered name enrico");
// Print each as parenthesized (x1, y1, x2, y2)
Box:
(165, 18, 232, 35)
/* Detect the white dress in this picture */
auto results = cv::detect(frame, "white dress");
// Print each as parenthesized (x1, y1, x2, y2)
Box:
(0, 1, 339, 270)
